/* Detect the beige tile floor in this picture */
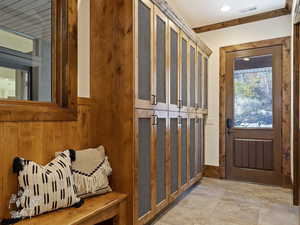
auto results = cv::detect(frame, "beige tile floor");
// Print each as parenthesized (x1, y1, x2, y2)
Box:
(152, 178, 298, 225)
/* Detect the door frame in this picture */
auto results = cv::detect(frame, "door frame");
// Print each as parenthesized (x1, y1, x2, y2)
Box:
(293, 0, 300, 206)
(219, 37, 291, 187)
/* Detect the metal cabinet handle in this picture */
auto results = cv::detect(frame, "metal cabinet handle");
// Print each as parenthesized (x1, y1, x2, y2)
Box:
(178, 99, 183, 109)
(151, 95, 157, 105)
(152, 115, 158, 126)
(178, 116, 182, 125)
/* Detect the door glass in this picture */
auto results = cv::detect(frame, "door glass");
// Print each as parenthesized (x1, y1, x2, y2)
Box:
(234, 54, 273, 128)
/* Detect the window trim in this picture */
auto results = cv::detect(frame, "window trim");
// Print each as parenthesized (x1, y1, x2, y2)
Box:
(0, 0, 78, 121)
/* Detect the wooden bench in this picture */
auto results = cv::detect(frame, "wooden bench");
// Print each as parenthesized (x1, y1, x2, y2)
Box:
(16, 192, 127, 225)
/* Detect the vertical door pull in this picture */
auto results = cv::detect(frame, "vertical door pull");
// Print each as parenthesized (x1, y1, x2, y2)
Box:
(151, 95, 157, 105)
(152, 115, 158, 126)
(178, 116, 182, 125)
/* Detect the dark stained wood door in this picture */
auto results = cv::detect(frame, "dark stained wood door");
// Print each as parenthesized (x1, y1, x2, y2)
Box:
(225, 46, 283, 185)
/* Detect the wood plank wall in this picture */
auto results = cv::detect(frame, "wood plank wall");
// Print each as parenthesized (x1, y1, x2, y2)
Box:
(91, 0, 135, 224)
(0, 98, 95, 219)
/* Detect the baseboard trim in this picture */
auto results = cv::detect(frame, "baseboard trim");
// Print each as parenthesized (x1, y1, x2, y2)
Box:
(204, 165, 221, 178)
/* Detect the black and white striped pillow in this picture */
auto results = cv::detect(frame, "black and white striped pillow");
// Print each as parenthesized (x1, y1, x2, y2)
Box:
(12, 150, 83, 218)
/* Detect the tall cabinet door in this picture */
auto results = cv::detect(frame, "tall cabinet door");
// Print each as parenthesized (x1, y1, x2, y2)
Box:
(196, 115, 205, 175)
(179, 32, 189, 112)
(168, 21, 180, 112)
(196, 48, 203, 112)
(153, 110, 169, 212)
(189, 114, 197, 181)
(180, 112, 189, 190)
(135, 109, 155, 223)
(153, 7, 169, 110)
(135, 0, 155, 109)
(203, 56, 208, 109)
(189, 42, 197, 113)
(169, 111, 180, 200)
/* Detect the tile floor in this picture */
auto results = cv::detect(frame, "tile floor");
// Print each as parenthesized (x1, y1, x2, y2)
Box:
(152, 178, 298, 225)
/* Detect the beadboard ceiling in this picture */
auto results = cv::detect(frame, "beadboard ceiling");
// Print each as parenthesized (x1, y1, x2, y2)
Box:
(166, 0, 286, 28)
(0, 0, 51, 41)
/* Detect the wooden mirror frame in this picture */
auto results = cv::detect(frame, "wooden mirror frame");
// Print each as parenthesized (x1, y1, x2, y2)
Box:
(0, 0, 78, 122)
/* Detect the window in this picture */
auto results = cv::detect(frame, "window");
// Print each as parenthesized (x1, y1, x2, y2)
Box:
(0, 1, 52, 102)
(234, 54, 273, 128)
(0, 0, 78, 121)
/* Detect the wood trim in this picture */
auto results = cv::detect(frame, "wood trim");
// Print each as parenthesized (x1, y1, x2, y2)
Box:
(219, 37, 291, 186)
(77, 97, 96, 106)
(0, 0, 78, 122)
(193, 7, 290, 33)
(204, 165, 221, 178)
(151, 0, 212, 56)
(287, 0, 294, 12)
(293, 23, 300, 206)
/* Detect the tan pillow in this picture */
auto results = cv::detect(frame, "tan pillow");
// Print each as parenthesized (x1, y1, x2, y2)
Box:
(58, 146, 112, 198)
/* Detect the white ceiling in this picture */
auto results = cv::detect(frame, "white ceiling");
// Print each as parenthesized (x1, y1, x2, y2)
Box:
(166, 0, 286, 28)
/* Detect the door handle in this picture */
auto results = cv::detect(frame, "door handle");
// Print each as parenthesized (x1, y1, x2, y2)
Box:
(226, 118, 233, 129)
(226, 118, 233, 134)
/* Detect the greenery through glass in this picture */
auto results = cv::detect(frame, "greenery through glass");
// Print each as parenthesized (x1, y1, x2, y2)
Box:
(234, 55, 273, 128)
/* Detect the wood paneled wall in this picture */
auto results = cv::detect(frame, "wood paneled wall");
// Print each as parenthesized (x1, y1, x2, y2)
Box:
(91, 0, 135, 224)
(0, 98, 95, 219)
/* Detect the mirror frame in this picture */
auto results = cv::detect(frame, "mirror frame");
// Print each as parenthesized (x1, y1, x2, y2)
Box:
(0, 0, 78, 121)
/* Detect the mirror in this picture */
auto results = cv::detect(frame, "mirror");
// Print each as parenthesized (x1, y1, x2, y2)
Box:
(0, 0, 52, 102)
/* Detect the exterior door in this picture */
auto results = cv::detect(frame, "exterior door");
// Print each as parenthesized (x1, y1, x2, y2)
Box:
(226, 46, 282, 185)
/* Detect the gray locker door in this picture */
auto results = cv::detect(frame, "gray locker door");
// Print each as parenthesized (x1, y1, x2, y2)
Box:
(170, 29, 179, 105)
(156, 118, 166, 204)
(190, 119, 196, 178)
(190, 46, 196, 108)
(138, 118, 151, 217)
(198, 53, 203, 108)
(170, 118, 179, 193)
(181, 39, 188, 106)
(181, 118, 187, 185)
(203, 58, 208, 108)
(138, 0, 151, 101)
(156, 16, 166, 104)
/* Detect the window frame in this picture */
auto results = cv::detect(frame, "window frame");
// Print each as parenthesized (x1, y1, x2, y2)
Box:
(0, 0, 78, 121)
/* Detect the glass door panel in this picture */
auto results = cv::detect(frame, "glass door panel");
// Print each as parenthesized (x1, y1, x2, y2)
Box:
(233, 54, 273, 128)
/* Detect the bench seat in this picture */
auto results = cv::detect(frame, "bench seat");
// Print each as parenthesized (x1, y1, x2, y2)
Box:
(16, 192, 127, 225)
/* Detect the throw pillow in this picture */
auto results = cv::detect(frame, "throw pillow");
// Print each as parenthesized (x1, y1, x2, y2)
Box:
(12, 150, 83, 218)
(68, 146, 112, 198)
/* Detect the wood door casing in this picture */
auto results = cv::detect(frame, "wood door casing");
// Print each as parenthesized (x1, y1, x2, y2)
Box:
(294, 23, 300, 206)
(225, 46, 282, 185)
